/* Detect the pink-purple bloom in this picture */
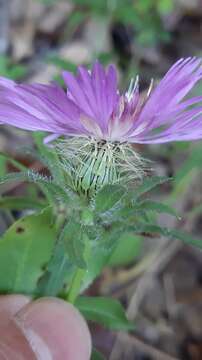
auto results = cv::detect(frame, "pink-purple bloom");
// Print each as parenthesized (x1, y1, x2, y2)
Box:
(0, 57, 202, 145)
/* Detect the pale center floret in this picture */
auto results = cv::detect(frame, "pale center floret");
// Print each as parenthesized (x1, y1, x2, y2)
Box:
(80, 96, 135, 143)
(80, 76, 141, 142)
(80, 110, 135, 143)
(125, 76, 139, 102)
(80, 76, 154, 143)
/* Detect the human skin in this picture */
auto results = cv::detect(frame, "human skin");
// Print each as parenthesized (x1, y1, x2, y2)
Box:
(0, 295, 92, 359)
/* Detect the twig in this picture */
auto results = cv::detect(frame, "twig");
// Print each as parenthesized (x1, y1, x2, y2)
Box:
(110, 332, 179, 360)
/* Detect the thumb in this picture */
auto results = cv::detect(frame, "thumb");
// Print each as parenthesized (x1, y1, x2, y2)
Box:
(0, 296, 92, 360)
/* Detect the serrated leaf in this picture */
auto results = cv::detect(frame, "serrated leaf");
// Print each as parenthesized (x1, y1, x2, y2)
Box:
(0, 196, 46, 210)
(0, 171, 70, 204)
(136, 200, 179, 219)
(132, 176, 170, 202)
(167, 228, 202, 249)
(95, 184, 125, 213)
(76, 296, 134, 331)
(128, 223, 202, 249)
(0, 208, 56, 294)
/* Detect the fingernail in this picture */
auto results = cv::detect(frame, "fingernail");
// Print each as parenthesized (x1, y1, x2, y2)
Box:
(14, 297, 92, 360)
(0, 295, 30, 326)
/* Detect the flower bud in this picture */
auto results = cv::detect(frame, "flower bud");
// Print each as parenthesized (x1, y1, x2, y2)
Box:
(56, 138, 144, 197)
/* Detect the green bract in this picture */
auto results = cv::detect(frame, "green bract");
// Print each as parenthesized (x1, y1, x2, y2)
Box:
(56, 137, 145, 196)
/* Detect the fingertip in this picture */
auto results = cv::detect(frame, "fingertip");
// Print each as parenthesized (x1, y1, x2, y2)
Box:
(15, 297, 92, 360)
(0, 295, 30, 325)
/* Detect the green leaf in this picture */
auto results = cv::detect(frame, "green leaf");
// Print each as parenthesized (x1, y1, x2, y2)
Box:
(174, 145, 202, 184)
(98, 224, 124, 251)
(0, 152, 27, 171)
(0, 196, 46, 210)
(81, 208, 94, 226)
(0, 55, 27, 79)
(132, 176, 170, 201)
(114, 200, 179, 224)
(91, 348, 106, 360)
(157, 0, 173, 15)
(32, 132, 66, 187)
(0, 208, 56, 294)
(0, 171, 70, 204)
(47, 56, 78, 73)
(82, 246, 109, 290)
(63, 219, 86, 269)
(128, 223, 202, 249)
(37, 226, 74, 297)
(167, 228, 202, 249)
(66, 11, 86, 37)
(0, 157, 7, 177)
(108, 233, 143, 267)
(169, 145, 202, 203)
(136, 200, 179, 219)
(81, 225, 115, 289)
(95, 184, 125, 213)
(76, 296, 134, 331)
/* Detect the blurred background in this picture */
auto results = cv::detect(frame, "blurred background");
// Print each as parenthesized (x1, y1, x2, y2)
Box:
(1, 0, 202, 359)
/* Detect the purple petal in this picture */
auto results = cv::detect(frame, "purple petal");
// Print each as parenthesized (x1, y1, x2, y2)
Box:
(130, 107, 202, 143)
(106, 64, 119, 117)
(91, 61, 108, 132)
(63, 61, 118, 134)
(43, 133, 61, 144)
(62, 70, 94, 118)
(135, 58, 202, 131)
(0, 78, 87, 135)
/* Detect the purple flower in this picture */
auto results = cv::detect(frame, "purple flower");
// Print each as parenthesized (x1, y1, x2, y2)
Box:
(0, 57, 202, 145)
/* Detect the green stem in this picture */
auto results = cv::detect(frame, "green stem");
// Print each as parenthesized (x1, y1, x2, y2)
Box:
(67, 268, 86, 304)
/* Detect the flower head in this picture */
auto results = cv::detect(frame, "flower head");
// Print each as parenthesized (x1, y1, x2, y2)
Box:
(1, 58, 202, 193)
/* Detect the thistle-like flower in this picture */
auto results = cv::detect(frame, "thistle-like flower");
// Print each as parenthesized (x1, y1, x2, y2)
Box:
(0, 58, 202, 193)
